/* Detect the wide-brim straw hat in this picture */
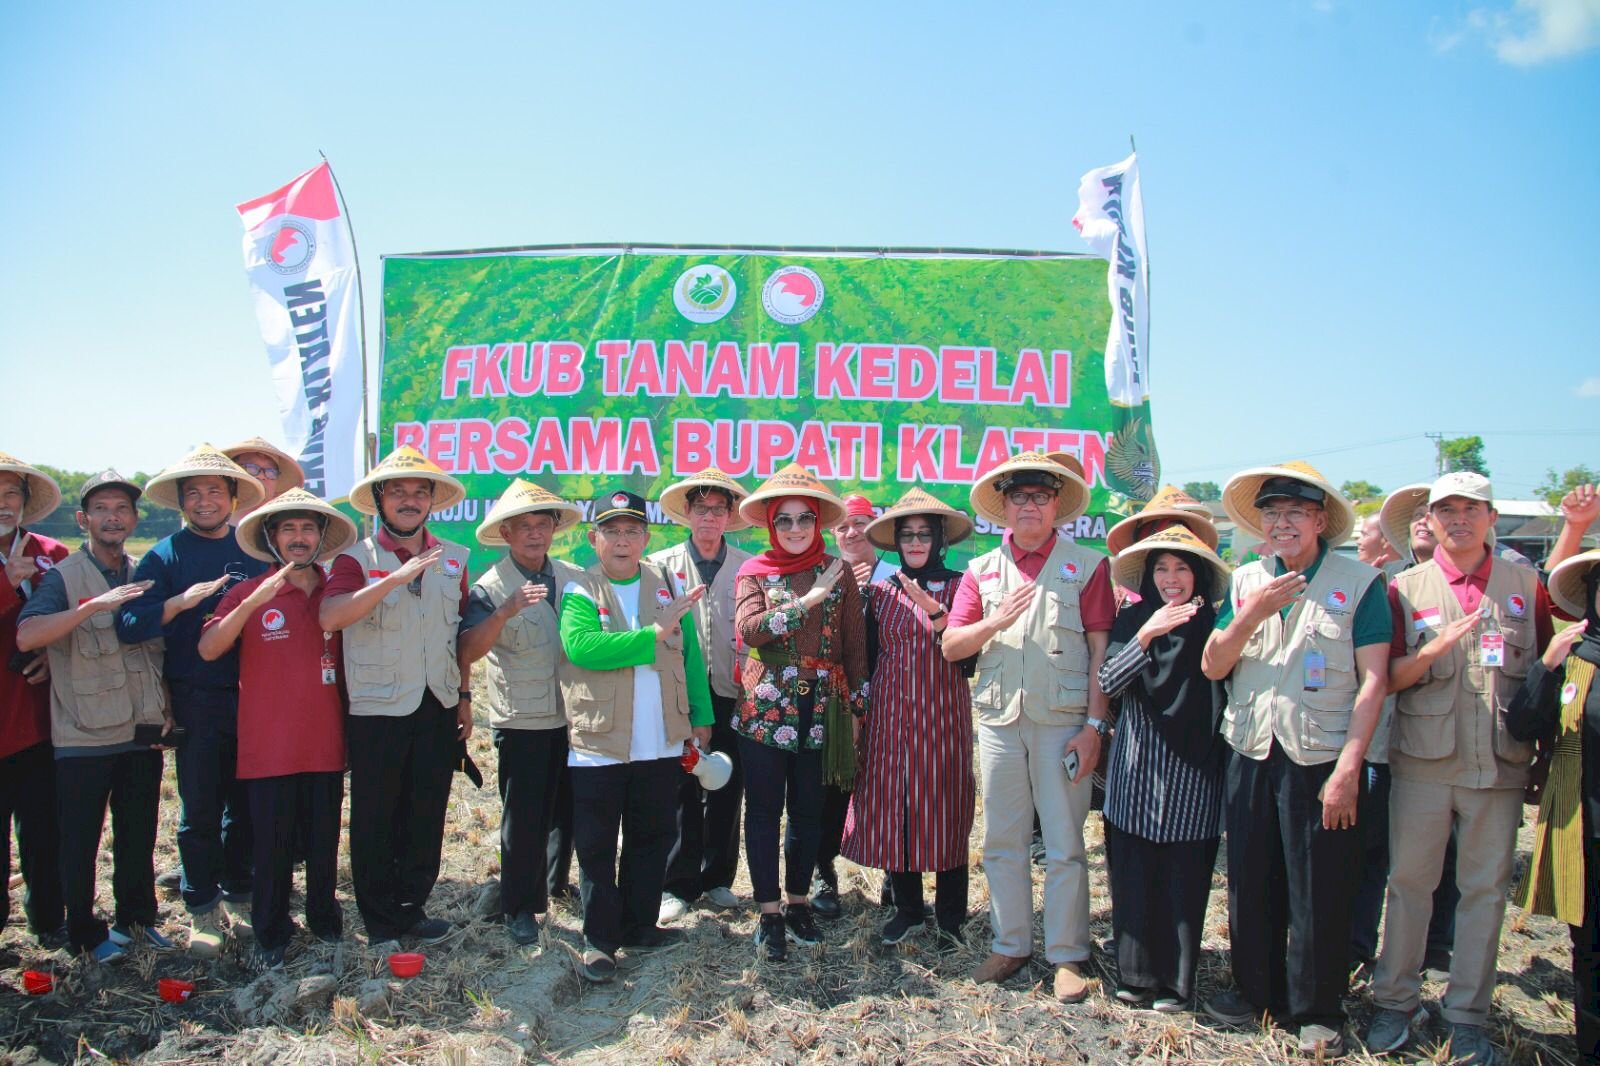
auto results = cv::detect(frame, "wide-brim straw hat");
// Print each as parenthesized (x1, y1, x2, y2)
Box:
(477, 479, 583, 545)
(144, 445, 265, 513)
(864, 487, 974, 551)
(970, 451, 1091, 528)
(0, 451, 62, 526)
(659, 468, 752, 531)
(1223, 460, 1355, 546)
(1111, 525, 1231, 604)
(737, 464, 846, 529)
(223, 437, 305, 494)
(1378, 483, 1431, 557)
(348, 446, 466, 517)
(236, 487, 359, 564)
(1106, 484, 1220, 557)
(1548, 549, 1600, 620)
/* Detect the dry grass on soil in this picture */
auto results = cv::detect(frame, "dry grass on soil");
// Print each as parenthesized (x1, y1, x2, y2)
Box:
(2, 709, 1585, 1065)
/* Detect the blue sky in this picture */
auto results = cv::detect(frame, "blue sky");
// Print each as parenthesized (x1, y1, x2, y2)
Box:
(2, 2, 1595, 500)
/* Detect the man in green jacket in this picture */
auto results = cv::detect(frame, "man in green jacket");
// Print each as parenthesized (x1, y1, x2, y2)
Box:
(557, 489, 712, 983)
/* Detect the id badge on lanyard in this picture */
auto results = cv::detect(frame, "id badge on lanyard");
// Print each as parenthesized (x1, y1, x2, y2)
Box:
(320, 631, 337, 686)
(1476, 601, 1504, 668)
(1303, 624, 1326, 690)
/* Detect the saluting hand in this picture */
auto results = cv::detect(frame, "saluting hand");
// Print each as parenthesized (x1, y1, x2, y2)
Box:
(799, 560, 846, 611)
(850, 559, 874, 590)
(657, 585, 706, 636)
(497, 581, 549, 618)
(394, 546, 445, 584)
(241, 565, 293, 610)
(990, 583, 1039, 632)
(1542, 620, 1588, 671)
(90, 581, 153, 614)
(173, 574, 231, 612)
(1240, 571, 1306, 625)
(1137, 600, 1200, 648)
(898, 576, 941, 615)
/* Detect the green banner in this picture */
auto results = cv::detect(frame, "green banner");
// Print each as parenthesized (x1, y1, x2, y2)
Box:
(381, 246, 1159, 572)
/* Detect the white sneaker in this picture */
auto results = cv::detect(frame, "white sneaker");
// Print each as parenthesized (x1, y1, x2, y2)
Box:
(658, 893, 691, 924)
(704, 886, 740, 909)
(188, 909, 226, 958)
(223, 898, 253, 940)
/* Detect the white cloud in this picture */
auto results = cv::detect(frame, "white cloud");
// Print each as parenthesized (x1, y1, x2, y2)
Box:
(1431, 0, 1600, 64)
(1577, 377, 1600, 397)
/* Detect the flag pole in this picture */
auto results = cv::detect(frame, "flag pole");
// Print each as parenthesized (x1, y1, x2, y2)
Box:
(319, 151, 373, 478)
(1129, 135, 1151, 405)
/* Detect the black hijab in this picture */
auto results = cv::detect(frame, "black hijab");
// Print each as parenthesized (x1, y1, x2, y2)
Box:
(892, 514, 962, 589)
(1108, 549, 1223, 766)
(1577, 566, 1600, 667)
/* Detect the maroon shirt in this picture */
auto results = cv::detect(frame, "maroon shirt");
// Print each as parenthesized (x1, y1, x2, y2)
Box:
(324, 525, 470, 609)
(1387, 552, 1553, 659)
(0, 531, 70, 758)
(947, 532, 1116, 632)
(207, 569, 346, 779)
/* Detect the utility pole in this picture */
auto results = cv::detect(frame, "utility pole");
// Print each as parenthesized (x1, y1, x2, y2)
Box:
(1425, 432, 1445, 475)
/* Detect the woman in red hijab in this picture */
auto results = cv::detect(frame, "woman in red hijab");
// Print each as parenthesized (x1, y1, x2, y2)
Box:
(732, 464, 868, 961)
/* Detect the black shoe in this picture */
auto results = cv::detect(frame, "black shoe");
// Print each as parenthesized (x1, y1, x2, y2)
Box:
(1029, 833, 1047, 866)
(879, 877, 894, 908)
(623, 926, 685, 950)
(404, 917, 453, 945)
(549, 882, 578, 901)
(580, 945, 616, 983)
(312, 927, 343, 945)
(156, 867, 183, 893)
(755, 912, 787, 962)
(505, 911, 540, 946)
(810, 880, 842, 920)
(784, 903, 823, 946)
(933, 926, 965, 955)
(35, 924, 69, 951)
(881, 909, 927, 945)
(256, 944, 287, 969)
(1203, 989, 1260, 1028)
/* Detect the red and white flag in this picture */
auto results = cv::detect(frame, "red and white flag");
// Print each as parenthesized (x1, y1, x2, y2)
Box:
(1072, 152, 1149, 408)
(237, 162, 364, 501)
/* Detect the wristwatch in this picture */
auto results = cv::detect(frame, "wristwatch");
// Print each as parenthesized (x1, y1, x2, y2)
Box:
(458, 690, 473, 701)
(1086, 716, 1108, 738)
(927, 607, 947, 622)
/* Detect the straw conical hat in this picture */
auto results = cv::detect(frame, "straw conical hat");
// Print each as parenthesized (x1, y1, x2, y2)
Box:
(144, 445, 265, 512)
(737, 464, 846, 529)
(1105, 484, 1220, 556)
(1044, 451, 1086, 482)
(1548, 549, 1600, 620)
(223, 437, 305, 494)
(0, 451, 62, 526)
(1111, 525, 1231, 604)
(476, 479, 583, 545)
(864, 487, 974, 550)
(1378, 483, 1430, 557)
(348, 446, 466, 517)
(970, 451, 1091, 528)
(659, 468, 751, 531)
(1222, 460, 1354, 546)
(236, 487, 359, 564)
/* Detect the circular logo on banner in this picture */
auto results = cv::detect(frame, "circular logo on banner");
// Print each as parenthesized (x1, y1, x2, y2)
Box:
(673, 265, 737, 324)
(267, 220, 315, 275)
(761, 266, 825, 325)
(262, 608, 286, 632)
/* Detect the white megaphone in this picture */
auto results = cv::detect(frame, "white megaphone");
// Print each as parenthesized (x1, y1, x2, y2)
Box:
(681, 742, 733, 791)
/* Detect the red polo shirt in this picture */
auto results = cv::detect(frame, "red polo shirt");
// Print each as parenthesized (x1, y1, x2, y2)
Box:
(207, 569, 346, 779)
(0, 531, 70, 759)
(324, 526, 471, 608)
(948, 531, 1116, 632)
(1387, 551, 1553, 658)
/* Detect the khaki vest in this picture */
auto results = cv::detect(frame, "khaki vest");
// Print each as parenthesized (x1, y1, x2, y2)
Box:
(1223, 551, 1382, 765)
(44, 549, 166, 748)
(647, 538, 751, 699)
(472, 556, 581, 731)
(967, 535, 1104, 728)
(557, 564, 691, 762)
(340, 535, 468, 717)
(1389, 557, 1538, 788)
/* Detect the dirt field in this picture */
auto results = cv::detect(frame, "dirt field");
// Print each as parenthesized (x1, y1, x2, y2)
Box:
(1, 707, 1585, 1065)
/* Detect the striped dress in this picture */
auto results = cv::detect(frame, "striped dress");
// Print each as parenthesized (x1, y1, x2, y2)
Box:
(842, 577, 975, 872)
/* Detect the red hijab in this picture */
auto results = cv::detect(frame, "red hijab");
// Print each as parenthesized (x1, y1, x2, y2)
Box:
(737, 496, 827, 578)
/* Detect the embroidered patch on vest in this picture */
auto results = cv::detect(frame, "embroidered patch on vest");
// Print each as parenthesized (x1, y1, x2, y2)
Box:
(443, 557, 463, 577)
(35, 556, 53, 571)
(1412, 607, 1441, 631)
(1325, 588, 1349, 613)
(1505, 593, 1526, 617)
(978, 572, 999, 584)
(655, 587, 673, 606)
(1059, 561, 1080, 581)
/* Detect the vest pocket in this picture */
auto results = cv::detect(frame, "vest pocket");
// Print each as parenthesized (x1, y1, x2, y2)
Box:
(971, 664, 1005, 717)
(1393, 697, 1455, 760)
(1298, 688, 1351, 753)
(566, 680, 616, 733)
(72, 611, 122, 660)
(1497, 622, 1533, 680)
(1221, 684, 1253, 747)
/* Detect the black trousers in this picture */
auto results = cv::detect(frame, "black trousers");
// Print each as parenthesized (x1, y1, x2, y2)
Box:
(247, 771, 343, 950)
(888, 867, 968, 935)
(1224, 743, 1362, 1029)
(816, 782, 850, 886)
(1, 740, 63, 936)
(56, 749, 162, 953)
(347, 692, 458, 940)
(170, 682, 253, 912)
(741, 723, 824, 904)
(664, 691, 743, 901)
(1106, 824, 1219, 1003)
(569, 756, 681, 954)
(547, 764, 575, 897)
(494, 725, 568, 918)
(1573, 834, 1599, 1065)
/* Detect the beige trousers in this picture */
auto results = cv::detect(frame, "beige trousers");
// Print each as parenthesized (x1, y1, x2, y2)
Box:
(1372, 775, 1522, 1025)
(977, 716, 1093, 963)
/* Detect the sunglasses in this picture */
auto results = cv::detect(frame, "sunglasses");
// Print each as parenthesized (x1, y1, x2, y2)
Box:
(773, 512, 818, 532)
(897, 530, 935, 544)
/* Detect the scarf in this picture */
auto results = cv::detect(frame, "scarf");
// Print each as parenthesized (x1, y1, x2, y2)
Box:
(736, 496, 826, 579)
(1108, 550, 1222, 766)
(891, 514, 961, 590)
(1577, 566, 1600, 667)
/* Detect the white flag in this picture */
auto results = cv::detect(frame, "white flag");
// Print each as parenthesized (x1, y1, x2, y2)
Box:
(236, 162, 364, 501)
(1072, 153, 1149, 408)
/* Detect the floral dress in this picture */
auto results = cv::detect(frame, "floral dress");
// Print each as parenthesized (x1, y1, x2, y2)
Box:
(732, 557, 870, 753)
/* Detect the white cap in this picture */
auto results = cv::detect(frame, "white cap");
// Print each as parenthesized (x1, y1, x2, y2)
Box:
(1428, 471, 1493, 506)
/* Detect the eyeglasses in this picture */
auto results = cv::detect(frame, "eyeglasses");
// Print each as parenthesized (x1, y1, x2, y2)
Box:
(598, 525, 648, 541)
(897, 530, 935, 544)
(1006, 490, 1056, 507)
(240, 463, 280, 480)
(773, 512, 818, 532)
(689, 504, 730, 518)
(1260, 506, 1322, 526)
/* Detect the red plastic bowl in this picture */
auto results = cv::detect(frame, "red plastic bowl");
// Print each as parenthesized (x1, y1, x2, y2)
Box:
(387, 952, 425, 978)
(22, 970, 53, 995)
(157, 977, 196, 1003)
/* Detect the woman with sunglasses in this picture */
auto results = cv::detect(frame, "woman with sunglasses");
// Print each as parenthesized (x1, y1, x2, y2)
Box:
(842, 488, 976, 948)
(732, 464, 868, 960)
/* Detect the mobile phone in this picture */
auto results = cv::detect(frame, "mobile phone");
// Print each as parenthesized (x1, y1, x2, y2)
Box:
(134, 724, 187, 748)
(7, 649, 40, 674)
(1063, 748, 1080, 782)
